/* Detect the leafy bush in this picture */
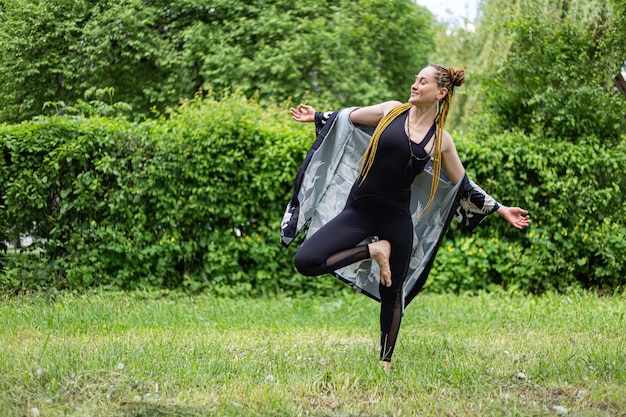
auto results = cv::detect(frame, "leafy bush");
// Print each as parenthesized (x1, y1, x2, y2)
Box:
(2, 92, 625, 295)
(427, 130, 626, 294)
(0, 93, 340, 295)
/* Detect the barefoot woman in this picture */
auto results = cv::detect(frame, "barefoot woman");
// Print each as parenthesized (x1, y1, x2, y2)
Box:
(287, 64, 530, 371)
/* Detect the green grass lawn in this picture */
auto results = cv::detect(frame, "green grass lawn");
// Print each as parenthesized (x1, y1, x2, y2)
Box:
(1, 290, 625, 416)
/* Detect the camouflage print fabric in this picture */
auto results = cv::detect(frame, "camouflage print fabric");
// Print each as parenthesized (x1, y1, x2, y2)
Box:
(281, 108, 498, 309)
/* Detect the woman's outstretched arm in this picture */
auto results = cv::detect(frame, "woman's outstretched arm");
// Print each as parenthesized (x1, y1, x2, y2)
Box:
(289, 101, 403, 127)
(348, 101, 402, 126)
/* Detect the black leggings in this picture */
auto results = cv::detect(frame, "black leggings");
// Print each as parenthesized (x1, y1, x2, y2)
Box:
(294, 196, 413, 362)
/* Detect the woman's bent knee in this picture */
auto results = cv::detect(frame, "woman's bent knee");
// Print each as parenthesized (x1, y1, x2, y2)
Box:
(294, 247, 325, 276)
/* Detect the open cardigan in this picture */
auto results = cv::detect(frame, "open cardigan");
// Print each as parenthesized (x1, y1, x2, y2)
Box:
(280, 108, 499, 308)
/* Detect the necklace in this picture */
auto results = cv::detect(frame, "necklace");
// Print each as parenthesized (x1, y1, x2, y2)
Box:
(404, 110, 435, 173)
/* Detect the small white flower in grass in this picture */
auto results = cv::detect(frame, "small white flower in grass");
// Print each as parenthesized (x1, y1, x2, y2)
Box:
(503, 350, 510, 356)
(35, 368, 43, 376)
(133, 395, 142, 402)
(553, 405, 569, 415)
(265, 374, 275, 383)
(516, 372, 527, 380)
(29, 408, 40, 417)
(116, 363, 125, 370)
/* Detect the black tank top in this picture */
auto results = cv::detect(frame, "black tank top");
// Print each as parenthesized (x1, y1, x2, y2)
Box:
(350, 111, 433, 203)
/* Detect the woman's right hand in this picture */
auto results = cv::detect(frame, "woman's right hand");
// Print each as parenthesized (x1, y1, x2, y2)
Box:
(289, 104, 316, 123)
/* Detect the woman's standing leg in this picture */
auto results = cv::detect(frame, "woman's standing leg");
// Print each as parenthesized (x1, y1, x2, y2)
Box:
(376, 211, 414, 369)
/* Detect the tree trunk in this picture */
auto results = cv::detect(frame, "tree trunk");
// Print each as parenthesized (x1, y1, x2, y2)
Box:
(615, 72, 626, 99)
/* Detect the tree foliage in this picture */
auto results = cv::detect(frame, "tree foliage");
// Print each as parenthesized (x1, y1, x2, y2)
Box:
(428, 0, 626, 140)
(0, 0, 434, 123)
(473, 0, 626, 143)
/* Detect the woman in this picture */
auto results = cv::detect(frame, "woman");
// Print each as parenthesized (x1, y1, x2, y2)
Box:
(286, 64, 530, 371)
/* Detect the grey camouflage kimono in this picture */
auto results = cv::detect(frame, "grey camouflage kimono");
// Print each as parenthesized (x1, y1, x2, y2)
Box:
(281, 108, 499, 309)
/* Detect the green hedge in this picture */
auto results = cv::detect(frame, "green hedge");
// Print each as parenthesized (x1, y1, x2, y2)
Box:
(0, 94, 340, 295)
(1, 95, 625, 295)
(427, 130, 626, 294)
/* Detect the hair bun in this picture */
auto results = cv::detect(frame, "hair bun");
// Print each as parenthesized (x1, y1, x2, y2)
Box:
(449, 67, 466, 87)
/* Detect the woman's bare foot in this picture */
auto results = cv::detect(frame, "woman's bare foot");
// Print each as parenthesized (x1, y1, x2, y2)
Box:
(369, 240, 392, 287)
(380, 360, 391, 372)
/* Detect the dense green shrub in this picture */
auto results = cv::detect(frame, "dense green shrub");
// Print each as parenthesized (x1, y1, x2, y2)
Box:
(427, 130, 626, 294)
(0, 94, 340, 295)
(2, 94, 625, 295)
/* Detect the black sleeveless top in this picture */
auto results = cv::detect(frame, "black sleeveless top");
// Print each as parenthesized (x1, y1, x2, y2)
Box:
(350, 111, 434, 204)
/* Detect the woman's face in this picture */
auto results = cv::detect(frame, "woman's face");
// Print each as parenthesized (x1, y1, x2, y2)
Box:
(408, 66, 447, 106)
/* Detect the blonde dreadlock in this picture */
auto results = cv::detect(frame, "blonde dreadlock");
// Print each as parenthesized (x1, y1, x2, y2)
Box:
(358, 102, 413, 183)
(358, 64, 466, 218)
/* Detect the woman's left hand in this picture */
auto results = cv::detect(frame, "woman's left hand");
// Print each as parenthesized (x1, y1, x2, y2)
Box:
(497, 206, 531, 229)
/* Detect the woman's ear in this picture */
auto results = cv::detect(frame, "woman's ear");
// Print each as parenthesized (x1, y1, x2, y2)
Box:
(437, 87, 449, 100)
